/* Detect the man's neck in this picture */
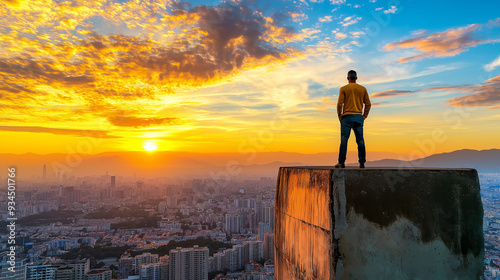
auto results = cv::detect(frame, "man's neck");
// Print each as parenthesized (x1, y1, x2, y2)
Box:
(348, 80, 357, 84)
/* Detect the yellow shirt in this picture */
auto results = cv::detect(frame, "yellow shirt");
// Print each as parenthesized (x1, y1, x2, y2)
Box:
(337, 83, 371, 118)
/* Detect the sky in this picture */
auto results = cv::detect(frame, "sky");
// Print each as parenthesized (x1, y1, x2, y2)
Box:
(1, 0, 499, 156)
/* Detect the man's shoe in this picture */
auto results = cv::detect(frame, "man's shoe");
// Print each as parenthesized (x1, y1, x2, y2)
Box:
(360, 163, 365, 168)
(334, 163, 345, 168)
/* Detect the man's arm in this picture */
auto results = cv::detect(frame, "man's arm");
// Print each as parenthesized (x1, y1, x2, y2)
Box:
(362, 89, 371, 119)
(337, 88, 344, 120)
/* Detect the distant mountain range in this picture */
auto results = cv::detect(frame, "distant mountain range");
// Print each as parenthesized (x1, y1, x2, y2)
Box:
(0, 149, 498, 180)
(365, 149, 500, 173)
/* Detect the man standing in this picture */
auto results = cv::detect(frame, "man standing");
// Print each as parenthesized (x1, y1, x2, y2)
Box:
(335, 70, 371, 168)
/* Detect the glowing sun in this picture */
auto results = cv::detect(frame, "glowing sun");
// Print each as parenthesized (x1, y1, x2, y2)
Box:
(143, 141, 159, 152)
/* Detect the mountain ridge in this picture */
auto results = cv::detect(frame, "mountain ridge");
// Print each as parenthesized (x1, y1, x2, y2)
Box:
(1, 149, 498, 179)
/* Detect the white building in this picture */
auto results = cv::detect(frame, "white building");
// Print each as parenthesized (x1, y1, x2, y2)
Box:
(258, 223, 271, 242)
(263, 233, 274, 261)
(168, 246, 208, 280)
(134, 253, 159, 274)
(263, 206, 275, 232)
(225, 214, 241, 234)
(118, 252, 134, 279)
(25, 262, 58, 280)
(244, 241, 264, 264)
(67, 259, 90, 280)
(85, 269, 111, 280)
(0, 259, 26, 280)
(139, 263, 168, 280)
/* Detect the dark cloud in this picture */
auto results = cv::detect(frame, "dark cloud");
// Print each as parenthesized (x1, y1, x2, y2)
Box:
(0, 59, 95, 85)
(0, 2, 297, 102)
(170, 1, 191, 12)
(63, 75, 95, 83)
(0, 125, 120, 138)
(0, 83, 35, 94)
(0, 1, 298, 130)
(114, 2, 296, 84)
(193, 4, 282, 62)
(88, 41, 107, 50)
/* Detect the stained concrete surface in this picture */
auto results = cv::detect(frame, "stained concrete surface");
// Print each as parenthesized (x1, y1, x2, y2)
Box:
(275, 167, 484, 280)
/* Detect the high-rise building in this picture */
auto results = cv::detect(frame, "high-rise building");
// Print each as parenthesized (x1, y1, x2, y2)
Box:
(166, 196, 177, 208)
(85, 269, 111, 280)
(110, 176, 115, 188)
(258, 222, 271, 242)
(55, 266, 73, 280)
(232, 244, 244, 270)
(62, 187, 75, 206)
(0, 259, 26, 280)
(239, 210, 249, 230)
(139, 263, 168, 280)
(118, 252, 134, 279)
(212, 252, 224, 272)
(43, 164, 47, 180)
(248, 212, 257, 232)
(168, 246, 208, 280)
(225, 214, 241, 234)
(67, 258, 90, 280)
(254, 202, 263, 223)
(243, 241, 264, 264)
(134, 253, 159, 274)
(26, 261, 58, 280)
(263, 206, 275, 232)
(263, 233, 275, 261)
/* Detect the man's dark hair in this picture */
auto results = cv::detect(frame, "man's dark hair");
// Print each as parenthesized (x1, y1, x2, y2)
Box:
(347, 70, 357, 80)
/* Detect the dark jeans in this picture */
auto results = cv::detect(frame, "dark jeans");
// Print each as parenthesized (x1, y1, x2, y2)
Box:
(338, 114, 366, 164)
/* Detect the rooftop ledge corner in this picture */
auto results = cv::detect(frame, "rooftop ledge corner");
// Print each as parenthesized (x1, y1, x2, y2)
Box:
(274, 167, 484, 280)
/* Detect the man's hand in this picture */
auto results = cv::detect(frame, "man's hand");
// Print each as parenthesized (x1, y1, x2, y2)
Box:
(363, 115, 367, 120)
(338, 115, 342, 121)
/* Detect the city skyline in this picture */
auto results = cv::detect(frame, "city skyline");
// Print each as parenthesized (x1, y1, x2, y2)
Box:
(1, 0, 499, 156)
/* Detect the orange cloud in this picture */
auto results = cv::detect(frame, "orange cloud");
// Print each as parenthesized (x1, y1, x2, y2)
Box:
(0, 1, 299, 130)
(446, 75, 500, 107)
(384, 23, 496, 63)
(1, 0, 22, 7)
(107, 115, 180, 128)
(0, 125, 120, 138)
(370, 75, 500, 108)
(370, 89, 413, 97)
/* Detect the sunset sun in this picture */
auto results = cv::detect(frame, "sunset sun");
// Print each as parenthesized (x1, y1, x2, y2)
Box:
(143, 141, 159, 152)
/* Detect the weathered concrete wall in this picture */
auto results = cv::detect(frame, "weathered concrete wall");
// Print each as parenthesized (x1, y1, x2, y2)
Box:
(275, 167, 484, 280)
(275, 167, 334, 279)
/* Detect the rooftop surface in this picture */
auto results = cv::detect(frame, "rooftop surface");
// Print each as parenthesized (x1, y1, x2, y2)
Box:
(280, 166, 476, 171)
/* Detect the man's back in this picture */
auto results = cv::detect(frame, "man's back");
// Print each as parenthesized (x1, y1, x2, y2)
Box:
(337, 83, 371, 118)
(335, 70, 370, 169)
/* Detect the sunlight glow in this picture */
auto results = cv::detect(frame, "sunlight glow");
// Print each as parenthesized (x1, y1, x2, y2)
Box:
(143, 141, 159, 152)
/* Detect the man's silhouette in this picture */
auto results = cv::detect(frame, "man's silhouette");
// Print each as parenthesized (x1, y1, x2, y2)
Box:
(335, 70, 371, 168)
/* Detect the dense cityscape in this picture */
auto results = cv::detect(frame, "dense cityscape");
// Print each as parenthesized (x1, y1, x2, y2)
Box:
(1, 168, 499, 280)
(1, 169, 277, 280)
(481, 173, 500, 279)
